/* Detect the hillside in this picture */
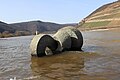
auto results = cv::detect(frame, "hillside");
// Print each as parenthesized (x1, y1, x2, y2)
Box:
(78, 0, 120, 30)
(0, 21, 15, 33)
(0, 20, 76, 37)
(10, 20, 64, 34)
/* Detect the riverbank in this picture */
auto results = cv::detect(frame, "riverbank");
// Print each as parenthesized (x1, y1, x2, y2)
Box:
(0, 31, 31, 38)
(1, 26, 120, 38)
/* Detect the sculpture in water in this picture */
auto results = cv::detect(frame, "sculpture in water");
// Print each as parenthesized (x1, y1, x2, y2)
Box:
(30, 26, 83, 57)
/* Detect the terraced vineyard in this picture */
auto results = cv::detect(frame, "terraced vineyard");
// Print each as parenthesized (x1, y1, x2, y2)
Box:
(82, 21, 111, 28)
(78, 0, 120, 29)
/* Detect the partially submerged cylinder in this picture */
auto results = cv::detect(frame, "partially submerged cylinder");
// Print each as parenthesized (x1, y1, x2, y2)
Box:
(30, 34, 57, 57)
(53, 31, 71, 52)
(55, 26, 83, 51)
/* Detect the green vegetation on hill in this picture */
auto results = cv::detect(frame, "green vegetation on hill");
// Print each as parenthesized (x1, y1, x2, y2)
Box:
(91, 14, 115, 20)
(82, 21, 111, 28)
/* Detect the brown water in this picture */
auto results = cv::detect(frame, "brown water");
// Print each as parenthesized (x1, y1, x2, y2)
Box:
(0, 28, 120, 80)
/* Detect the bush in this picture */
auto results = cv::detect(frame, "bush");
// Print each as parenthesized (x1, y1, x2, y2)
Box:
(1, 31, 14, 38)
(0, 33, 3, 38)
(15, 31, 31, 36)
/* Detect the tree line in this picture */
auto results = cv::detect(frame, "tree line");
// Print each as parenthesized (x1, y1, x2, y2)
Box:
(0, 31, 31, 38)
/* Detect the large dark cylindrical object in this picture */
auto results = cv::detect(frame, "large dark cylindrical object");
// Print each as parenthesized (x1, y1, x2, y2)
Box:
(53, 26, 83, 51)
(30, 34, 57, 57)
(60, 26, 83, 50)
(53, 31, 71, 52)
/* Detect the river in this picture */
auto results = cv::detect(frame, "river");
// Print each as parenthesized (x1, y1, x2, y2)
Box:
(0, 28, 120, 80)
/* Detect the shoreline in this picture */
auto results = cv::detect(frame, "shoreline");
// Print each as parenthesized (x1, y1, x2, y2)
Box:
(0, 26, 120, 38)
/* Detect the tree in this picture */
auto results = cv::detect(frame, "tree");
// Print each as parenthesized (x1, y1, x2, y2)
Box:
(2, 31, 14, 37)
(0, 32, 2, 38)
(15, 31, 31, 36)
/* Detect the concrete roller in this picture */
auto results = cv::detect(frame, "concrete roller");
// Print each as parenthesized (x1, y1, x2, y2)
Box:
(30, 34, 57, 57)
(53, 31, 71, 52)
(53, 26, 83, 51)
(30, 26, 83, 57)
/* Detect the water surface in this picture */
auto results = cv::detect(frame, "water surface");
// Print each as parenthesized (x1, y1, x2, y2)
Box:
(0, 28, 120, 80)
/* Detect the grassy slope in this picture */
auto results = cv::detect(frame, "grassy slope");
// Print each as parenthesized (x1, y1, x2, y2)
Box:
(78, 1, 120, 30)
(82, 21, 111, 28)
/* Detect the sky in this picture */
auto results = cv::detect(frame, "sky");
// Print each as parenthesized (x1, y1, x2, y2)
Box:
(0, 0, 117, 24)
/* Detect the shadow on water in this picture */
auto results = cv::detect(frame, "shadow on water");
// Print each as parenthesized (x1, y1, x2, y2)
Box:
(30, 51, 109, 80)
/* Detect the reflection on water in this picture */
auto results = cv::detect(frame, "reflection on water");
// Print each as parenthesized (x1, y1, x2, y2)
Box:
(31, 52, 85, 80)
(0, 28, 120, 80)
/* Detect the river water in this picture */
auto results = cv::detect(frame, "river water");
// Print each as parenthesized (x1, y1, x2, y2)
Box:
(0, 28, 120, 80)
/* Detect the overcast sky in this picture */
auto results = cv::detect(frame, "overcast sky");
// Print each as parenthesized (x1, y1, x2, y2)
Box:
(0, 0, 117, 24)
